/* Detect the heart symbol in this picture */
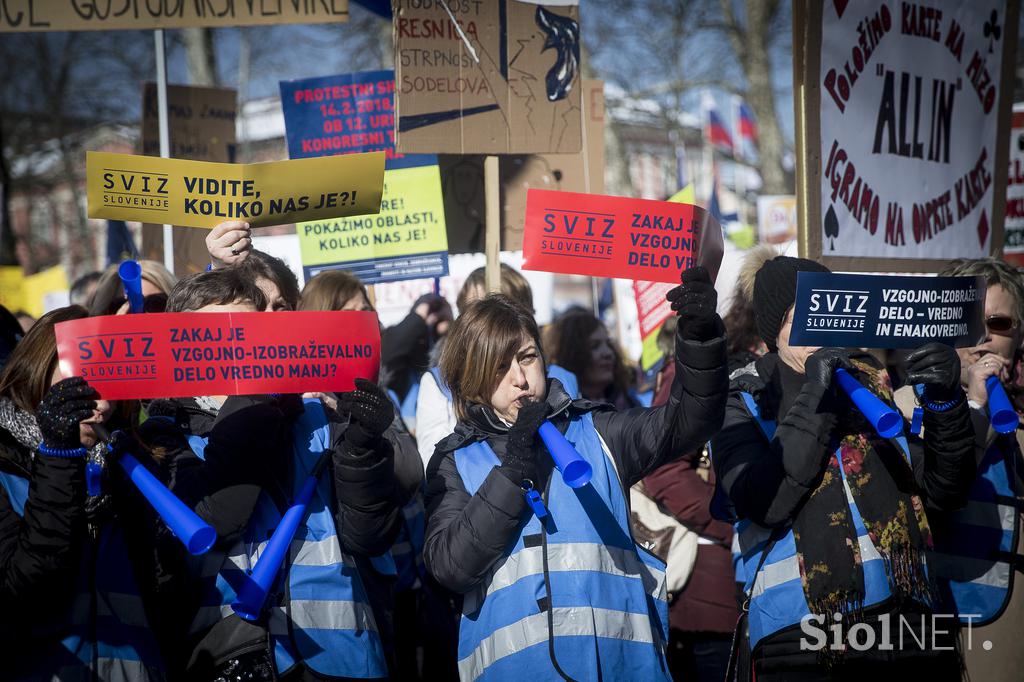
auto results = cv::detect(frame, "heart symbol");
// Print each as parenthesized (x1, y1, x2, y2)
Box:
(977, 210, 989, 248)
(833, 0, 850, 19)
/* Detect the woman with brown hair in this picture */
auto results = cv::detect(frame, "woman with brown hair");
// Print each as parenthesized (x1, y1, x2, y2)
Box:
(0, 306, 167, 680)
(546, 310, 642, 409)
(424, 266, 728, 680)
(299, 269, 374, 312)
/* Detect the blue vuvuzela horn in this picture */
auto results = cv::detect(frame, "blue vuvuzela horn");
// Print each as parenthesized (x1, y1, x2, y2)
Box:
(834, 368, 902, 439)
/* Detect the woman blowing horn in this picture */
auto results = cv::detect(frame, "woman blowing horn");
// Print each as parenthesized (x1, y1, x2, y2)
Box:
(423, 266, 729, 681)
(711, 251, 976, 681)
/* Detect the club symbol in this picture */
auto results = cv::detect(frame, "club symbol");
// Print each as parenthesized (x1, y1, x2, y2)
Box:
(984, 10, 1001, 53)
(824, 205, 840, 251)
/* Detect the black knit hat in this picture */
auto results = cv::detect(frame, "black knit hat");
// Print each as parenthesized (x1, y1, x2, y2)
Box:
(753, 256, 830, 351)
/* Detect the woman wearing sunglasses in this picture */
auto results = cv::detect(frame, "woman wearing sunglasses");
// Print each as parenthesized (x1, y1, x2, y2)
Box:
(904, 257, 1024, 682)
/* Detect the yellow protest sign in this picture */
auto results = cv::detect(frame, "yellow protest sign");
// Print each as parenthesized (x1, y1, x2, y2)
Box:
(87, 151, 385, 229)
(668, 184, 696, 204)
(640, 329, 664, 374)
(0, 266, 24, 313)
(298, 163, 448, 283)
(22, 265, 68, 318)
(0, 1, 347, 33)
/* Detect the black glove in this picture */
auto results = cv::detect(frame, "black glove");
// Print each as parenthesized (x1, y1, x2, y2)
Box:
(37, 377, 98, 449)
(337, 379, 394, 449)
(501, 400, 549, 485)
(905, 343, 962, 403)
(104, 429, 135, 464)
(666, 266, 719, 341)
(804, 347, 852, 391)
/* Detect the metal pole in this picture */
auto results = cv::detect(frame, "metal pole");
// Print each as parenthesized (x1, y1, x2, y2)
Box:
(154, 29, 174, 274)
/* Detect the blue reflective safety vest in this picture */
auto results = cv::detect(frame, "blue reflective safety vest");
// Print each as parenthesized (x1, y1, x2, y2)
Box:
(0, 470, 165, 681)
(733, 392, 909, 649)
(186, 399, 389, 679)
(391, 491, 427, 592)
(453, 411, 671, 681)
(928, 435, 1019, 625)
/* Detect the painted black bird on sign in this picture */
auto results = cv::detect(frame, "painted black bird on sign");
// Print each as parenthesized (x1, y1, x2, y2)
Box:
(824, 205, 839, 251)
(984, 10, 1001, 53)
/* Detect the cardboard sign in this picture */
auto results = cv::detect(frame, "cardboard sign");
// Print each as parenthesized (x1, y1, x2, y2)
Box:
(0, 1, 348, 32)
(789, 272, 986, 349)
(86, 151, 384, 229)
(1004, 107, 1024, 265)
(279, 70, 449, 284)
(393, 0, 582, 154)
(440, 79, 605, 253)
(55, 311, 380, 400)
(795, 0, 1018, 271)
(522, 190, 722, 284)
(140, 83, 238, 275)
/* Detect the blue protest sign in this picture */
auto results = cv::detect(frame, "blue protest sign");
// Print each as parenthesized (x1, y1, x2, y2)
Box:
(279, 70, 448, 285)
(789, 272, 986, 349)
(280, 70, 433, 167)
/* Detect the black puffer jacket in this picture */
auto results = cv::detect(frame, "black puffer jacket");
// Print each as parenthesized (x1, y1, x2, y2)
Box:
(0, 429, 86, 646)
(423, 329, 728, 594)
(381, 313, 430, 404)
(0, 415, 174, 679)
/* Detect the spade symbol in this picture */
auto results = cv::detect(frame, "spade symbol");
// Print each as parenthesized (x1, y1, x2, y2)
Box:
(824, 205, 840, 251)
(984, 10, 1001, 53)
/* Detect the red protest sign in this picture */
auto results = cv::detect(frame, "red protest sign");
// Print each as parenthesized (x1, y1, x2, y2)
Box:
(55, 311, 380, 400)
(522, 190, 722, 284)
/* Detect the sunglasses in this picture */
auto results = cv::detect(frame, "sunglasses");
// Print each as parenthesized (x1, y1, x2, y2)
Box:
(986, 315, 1018, 335)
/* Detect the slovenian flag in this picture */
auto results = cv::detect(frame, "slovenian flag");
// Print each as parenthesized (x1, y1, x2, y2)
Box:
(738, 101, 758, 143)
(706, 106, 733, 151)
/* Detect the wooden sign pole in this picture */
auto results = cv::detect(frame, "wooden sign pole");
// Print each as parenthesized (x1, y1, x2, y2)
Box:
(484, 155, 501, 293)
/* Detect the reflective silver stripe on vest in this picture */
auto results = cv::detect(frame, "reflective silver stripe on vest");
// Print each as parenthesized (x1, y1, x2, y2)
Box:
(191, 604, 236, 633)
(188, 537, 355, 634)
(43, 659, 161, 682)
(463, 542, 667, 614)
(96, 591, 151, 628)
(267, 599, 379, 635)
(954, 500, 1017, 531)
(750, 533, 882, 598)
(458, 607, 657, 681)
(927, 551, 1012, 588)
(222, 535, 347, 572)
(96, 657, 159, 682)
